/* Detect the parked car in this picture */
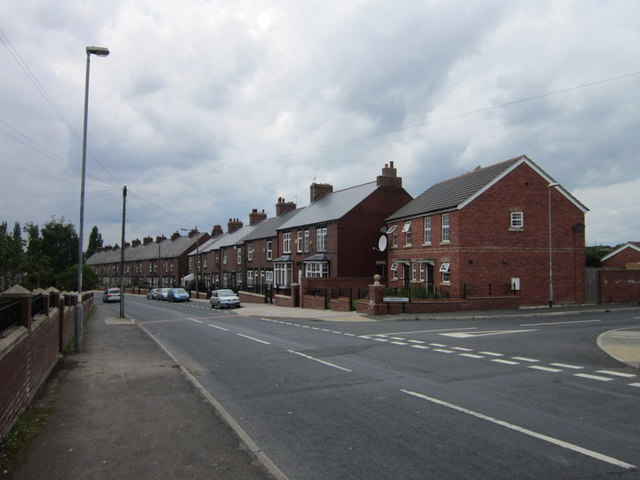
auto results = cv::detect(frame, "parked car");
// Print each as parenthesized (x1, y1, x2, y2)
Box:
(147, 288, 161, 300)
(167, 288, 190, 302)
(210, 289, 241, 309)
(159, 288, 170, 301)
(103, 288, 121, 303)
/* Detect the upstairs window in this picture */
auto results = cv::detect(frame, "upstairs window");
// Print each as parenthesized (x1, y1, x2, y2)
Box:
(424, 216, 431, 244)
(247, 243, 254, 261)
(296, 231, 303, 253)
(304, 230, 310, 253)
(317, 227, 327, 252)
(266, 240, 273, 260)
(283, 232, 292, 253)
(511, 211, 524, 229)
(387, 224, 398, 247)
(442, 213, 450, 242)
(402, 221, 412, 246)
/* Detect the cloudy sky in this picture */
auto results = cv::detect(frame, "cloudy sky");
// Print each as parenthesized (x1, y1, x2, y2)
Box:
(2, 0, 639, 249)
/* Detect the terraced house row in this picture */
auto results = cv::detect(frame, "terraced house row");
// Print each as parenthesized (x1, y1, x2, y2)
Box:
(87, 156, 588, 308)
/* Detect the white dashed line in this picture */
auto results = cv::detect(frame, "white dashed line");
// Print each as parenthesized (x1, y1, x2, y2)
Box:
(411, 345, 430, 350)
(528, 365, 562, 373)
(373, 338, 388, 342)
(452, 347, 474, 352)
(391, 341, 409, 346)
(433, 348, 455, 353)
(480, 351, 503, 357)
(429, 343, 448, 347)
(189, 318, 203, 324)
(491, 359, 520, 365)
(596, 370, 636, 378)
(288, 350, 352, 372)
(460, 353, 485, 359)
(550, 363, 583, 370)
(629, 383, 640, 388)
(512, 357, 538, 363)
(408, 340, 426, 344)
(208, 324, 228, 331)
(574, 373, 614, 382)
(237, 333, 271, 345)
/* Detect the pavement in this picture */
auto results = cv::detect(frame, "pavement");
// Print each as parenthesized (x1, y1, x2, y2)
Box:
(3, 298, 639, 479)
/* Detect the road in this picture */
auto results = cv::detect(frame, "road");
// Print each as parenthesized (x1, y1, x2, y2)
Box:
(116, 296, 640, 479)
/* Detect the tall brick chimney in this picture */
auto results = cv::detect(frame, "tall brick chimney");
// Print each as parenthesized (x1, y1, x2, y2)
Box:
(376, 161, 402, 188)
(132, 239, 141, 247)
(143, 236, 153, 245)
(276, 197, 296, 216)
(170, 231, 180, 241)
(249, 208, 267, 226)
(211, 225, 224, 237)
(310, 183, 333, 202)
(227, 218, 243, 233)
(156, 235, 166, 243)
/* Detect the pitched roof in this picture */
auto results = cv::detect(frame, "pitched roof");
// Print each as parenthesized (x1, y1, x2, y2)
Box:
(601, 242, 640, 262)
(279, 182, 379, 230)
(387, 155, 587, 221)
(188, 225, 256, 255)
(243, 208, 302, 242)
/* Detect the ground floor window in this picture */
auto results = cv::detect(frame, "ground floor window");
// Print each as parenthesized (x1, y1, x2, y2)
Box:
(274, 263, 292, 287)
(305, 262, 328, 278)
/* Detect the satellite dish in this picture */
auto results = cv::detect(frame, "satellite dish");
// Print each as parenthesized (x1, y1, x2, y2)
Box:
(377, 235, 388, 252)
(379, 226, 387, 233)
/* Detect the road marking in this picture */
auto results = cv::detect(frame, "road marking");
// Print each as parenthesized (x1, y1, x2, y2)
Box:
(520, 319, 601, 327)
(408, 340, 426, 344)
(400, 389, 636, 470)
(373, 338, 388, 342)
(511, 356, 538, 363)
(451, 347, 474, 352)
(208, 324, 229, 331)
(629, 383, 640, 388)
(551, 363, 583, 370)
(237, 333, 271, 345)
(480, 351, 504, 357)
(460, 353, 485, 359)
(343, 333, 356, 337)
(288, 350, 352, 372)
(429, 343, 448, 347)
(491, 359, 520, 365)
(411, 345, 430, 350)
(529, 365, 562, 373)
(433, 348, 455, 353)
(368, 327, 477, 336)
(574, 373, 614, 382)
(189, 318, 203, 324)
(391, 341, 409, 345)
(596, 370, 636, 378)
(440, 329, 537, 339)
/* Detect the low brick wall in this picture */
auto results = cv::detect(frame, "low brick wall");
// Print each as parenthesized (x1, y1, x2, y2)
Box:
(357, 295, 521, 315)
(600, 270, 640, 304)
(330, 297, 352, 312)
(274, 294, 294, 308)
(302, 295, 327, 310)
(239, 291, 265, 304)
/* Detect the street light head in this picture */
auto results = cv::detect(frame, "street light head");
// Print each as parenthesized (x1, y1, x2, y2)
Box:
(86, 46, 110, 57)
(548, 182, 560, 188)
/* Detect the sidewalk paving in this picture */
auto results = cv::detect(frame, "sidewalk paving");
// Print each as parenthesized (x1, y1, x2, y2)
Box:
(4, 299, 639, 479)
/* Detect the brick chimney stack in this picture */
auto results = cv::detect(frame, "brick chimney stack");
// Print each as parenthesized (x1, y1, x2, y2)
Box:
(156, 235, 166, 243)
(143, 236, 153, 245)
(310, 183, 333, 202)
(249, 208, 267, 226)
(276, 197, 296, 216)
(170, 232, 180, 241)
(132, 239, 142, 247)
(211, 225, 224, 237)
(376, 161, 402, 188)
(227, 218, 243, 233)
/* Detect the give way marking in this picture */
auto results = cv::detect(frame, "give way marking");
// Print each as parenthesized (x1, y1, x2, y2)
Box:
(439, 329, 537, 339)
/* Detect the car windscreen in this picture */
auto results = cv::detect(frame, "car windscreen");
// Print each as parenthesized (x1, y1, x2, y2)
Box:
(218, 290, 235, 296)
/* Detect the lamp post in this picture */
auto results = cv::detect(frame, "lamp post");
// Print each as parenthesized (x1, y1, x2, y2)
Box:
(548, 182, 560, 308)
(181, 227, 200, 299)
(76, 46, 109, 352)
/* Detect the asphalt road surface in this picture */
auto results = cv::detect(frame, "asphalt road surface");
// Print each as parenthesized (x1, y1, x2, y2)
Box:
(116, 297, 640, 480)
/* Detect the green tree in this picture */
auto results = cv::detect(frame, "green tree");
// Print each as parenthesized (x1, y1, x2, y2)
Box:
(585, 245, 615, 267)
(57, 264, 99, 291)
(86, 225, 103, 258)
(0, 221, 24, 290)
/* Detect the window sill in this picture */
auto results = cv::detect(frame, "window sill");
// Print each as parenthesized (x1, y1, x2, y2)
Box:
(509, 227, 524, 232)
(404, 244, 412, 248)
(440, 241, 451, 245)
(422, 242, 432, 247)
(441, 281, 451, 286)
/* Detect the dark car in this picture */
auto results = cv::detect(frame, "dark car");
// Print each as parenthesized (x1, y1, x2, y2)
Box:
(102, 288, 121, 303)
(167, 288, 190, 302)
(210, 289, 241, 309)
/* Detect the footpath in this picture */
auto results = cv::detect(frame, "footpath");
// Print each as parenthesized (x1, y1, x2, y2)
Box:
(3, 299, 639, 479)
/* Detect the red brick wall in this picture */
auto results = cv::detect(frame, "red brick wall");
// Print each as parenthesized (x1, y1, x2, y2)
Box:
(599, 270, 640, 304)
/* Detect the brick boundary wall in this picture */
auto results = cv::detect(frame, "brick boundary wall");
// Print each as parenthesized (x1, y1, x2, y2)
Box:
(599, 270, 640, 304)
(0, 291, 93, 442)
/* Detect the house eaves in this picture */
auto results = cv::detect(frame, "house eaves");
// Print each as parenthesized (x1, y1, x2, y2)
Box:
(601, 242, 640, 262)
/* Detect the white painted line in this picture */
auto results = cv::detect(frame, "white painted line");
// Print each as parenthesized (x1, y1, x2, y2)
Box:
(491, 359, 519, 365)
(400, 389, 636, 470)
(288, 350, 352, 372)
(460, 353, 485, 359)
(551, 363, 583, 370)
(391, 341, 409, 346)
(452, 347, 474, 352)
(343, 333, 356, 337)
(237, 333, 271, 345)
(373, 338, 388, 342)
(574, 373, 614, 382)
(369, 327, 477, 336)
(596, 370, 636, 378)
(441, 329, 537, 338)
(408, 340, 426, 344)
(520, 319, 601, 327)
(433, 348, 455, 353)
(528, 365, 562, 373)
(189, 318, 204, 324)
(411, 345, 430, 350)
(512, 356, 538, 363)
(390, 336, 406, 340)
(208, 324, 229, 331)
(480, 351, 503, 357)
(429, 343, 448, 347)
(311, 327, 320, 330)
(321, 329, 331, 332)
(629, 383, 640, 388)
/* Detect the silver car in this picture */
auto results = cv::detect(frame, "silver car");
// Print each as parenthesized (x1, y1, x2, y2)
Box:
(102, 288, 121, 303)
(210, 289, 241, 309)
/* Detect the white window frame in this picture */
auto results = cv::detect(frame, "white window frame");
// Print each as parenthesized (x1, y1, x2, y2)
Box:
(304, 229, 310, 253)
(283, 232, 292, 253)
(317, 227, 327, 252)
(439, 262, 451, 283)
(247, 243, 254, 261)
(305, 262, 328, 278)
(402, 221, 412, 246)
(237, 247, 242, 265)
(274, 262, 292, 287)
(424, 216, 431, 245)
(266, 240, 273, 260)
(388, 224, 398, 247)
(296, 230, 303, 253)
(390, 262, 398, 280)
(442, 213, 450, 243)
(510, 211, 524, 229)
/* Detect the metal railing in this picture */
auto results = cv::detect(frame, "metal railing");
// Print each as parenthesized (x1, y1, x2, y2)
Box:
(0, 299, 20, 335)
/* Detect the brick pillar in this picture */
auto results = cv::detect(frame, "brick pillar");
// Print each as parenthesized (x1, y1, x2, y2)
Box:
(367, 275, 386, 315)
(1, 284, 32, 330)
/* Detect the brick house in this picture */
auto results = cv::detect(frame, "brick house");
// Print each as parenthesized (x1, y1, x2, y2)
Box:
(87, 229, 209, 289)
(385, 155, 588, 306)
(601, 242, 640, 269)
(272, 162, 412, 291)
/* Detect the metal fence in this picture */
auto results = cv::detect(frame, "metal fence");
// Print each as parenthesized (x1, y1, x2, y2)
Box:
(0, 299, 20, 335)
(384, 283, 515, 301)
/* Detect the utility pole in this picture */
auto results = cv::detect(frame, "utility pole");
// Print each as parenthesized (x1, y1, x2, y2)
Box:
(119, 185, 127, 318)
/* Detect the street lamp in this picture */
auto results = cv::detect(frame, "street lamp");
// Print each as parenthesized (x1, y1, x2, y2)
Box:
(181, 227, 200, 298)
(76, 46, 109, 352)
(548, 182, 560, 308)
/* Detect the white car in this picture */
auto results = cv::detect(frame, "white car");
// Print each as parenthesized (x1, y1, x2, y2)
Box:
(210, 289, 241, 309)
(102, 288, 121, 303)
